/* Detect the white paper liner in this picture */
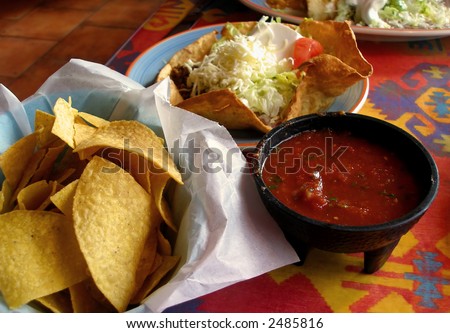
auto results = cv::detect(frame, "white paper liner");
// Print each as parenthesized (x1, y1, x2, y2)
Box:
(0, 59, 299, 313)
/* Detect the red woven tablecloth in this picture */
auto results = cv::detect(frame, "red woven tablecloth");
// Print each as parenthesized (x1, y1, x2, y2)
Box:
(108, 0, 450, 313)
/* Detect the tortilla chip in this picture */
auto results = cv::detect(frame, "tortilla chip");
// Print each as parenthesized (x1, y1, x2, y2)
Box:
(53, 168, 76, 184)
(51, 97, 78, 148)
(49, 148, 87, 185)
(73, 120, 183, 184)
(30, 142, 66, 183)
(151, 172, 177, 232)
(70, 279, 116, 313)
(10, 148, 47, 205)
(99, 148, 152, 192)
(130, 255, 180, 305)
(34, 110, 58, 148)
(35, 290, 73, 313)
(0, 210, 88, 309)
(36, 181, 61, 211)
(73, 123, 97, 147)
(0, 132, 38, 190)
(77, 112, 110, 128)
(132, 226, 159, 300)
(0, 180, 13, 214)
(72, 156, 153, 312)
(50, 179, 79, 217)
(17, 180, 54, 210)
(157, 230, 172, 256)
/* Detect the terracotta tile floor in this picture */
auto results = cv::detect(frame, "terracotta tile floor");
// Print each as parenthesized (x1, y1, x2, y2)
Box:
(0, 0, 165, 101)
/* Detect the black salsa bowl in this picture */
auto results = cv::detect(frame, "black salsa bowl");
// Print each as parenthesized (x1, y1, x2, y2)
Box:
(251, 112, 439, 273)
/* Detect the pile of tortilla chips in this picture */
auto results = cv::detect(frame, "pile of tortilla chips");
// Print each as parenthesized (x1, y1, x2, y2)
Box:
(0, 97, 183, 312)
(157, 20, 373, 133)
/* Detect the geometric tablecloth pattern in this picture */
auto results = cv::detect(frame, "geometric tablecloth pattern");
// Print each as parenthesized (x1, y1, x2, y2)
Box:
(108, 0, 450, 313)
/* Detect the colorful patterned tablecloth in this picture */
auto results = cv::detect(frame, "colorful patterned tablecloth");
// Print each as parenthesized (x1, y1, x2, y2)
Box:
(108, 0, 450, 313)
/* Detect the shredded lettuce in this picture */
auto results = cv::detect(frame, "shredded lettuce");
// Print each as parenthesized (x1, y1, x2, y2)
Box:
(379, 0, 450, 29)
(335, 0, 450, 29)
(185, 20, 300, 125)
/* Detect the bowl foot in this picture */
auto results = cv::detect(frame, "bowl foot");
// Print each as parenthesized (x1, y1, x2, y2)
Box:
(288, 237, 400, 273)
(287, 237, 310, 266)
(363, 239, 400, 274)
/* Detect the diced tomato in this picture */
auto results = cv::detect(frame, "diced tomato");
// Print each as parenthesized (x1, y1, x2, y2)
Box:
(292, 38, 324, 68)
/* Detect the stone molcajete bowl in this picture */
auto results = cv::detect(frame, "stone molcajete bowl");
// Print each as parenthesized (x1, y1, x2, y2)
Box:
(251, 112, 439, 273)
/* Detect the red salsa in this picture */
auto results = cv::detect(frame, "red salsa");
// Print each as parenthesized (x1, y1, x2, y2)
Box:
(262, 128, 422, 226)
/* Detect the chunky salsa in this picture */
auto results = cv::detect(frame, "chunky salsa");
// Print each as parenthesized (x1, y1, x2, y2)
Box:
(262, 128, 422, 226)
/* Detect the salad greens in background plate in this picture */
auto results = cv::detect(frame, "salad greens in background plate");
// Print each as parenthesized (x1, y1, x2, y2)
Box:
(126, 24, 369, 146)
(239, 0, 450, 41)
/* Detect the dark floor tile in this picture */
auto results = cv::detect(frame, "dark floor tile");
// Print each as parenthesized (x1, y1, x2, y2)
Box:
(87, 0, 165, 29)
(0, 36, 56, 78)
(6, 58, 68, 101)
(0, 76, 15, 89)
(1, 7, 91, 40)
(0, 18, 14, 33)
(1, 0, 159, 101)
(0, 0, 41, 20)
(42, 0, 108, 10)
(44, 25, 135, 64)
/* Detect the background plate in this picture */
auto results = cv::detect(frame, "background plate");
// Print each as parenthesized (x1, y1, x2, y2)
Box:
(238, 0, 450, 41)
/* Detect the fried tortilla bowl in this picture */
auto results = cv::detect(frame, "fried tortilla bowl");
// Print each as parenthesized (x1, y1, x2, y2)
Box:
(157, 20, 373, 133)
